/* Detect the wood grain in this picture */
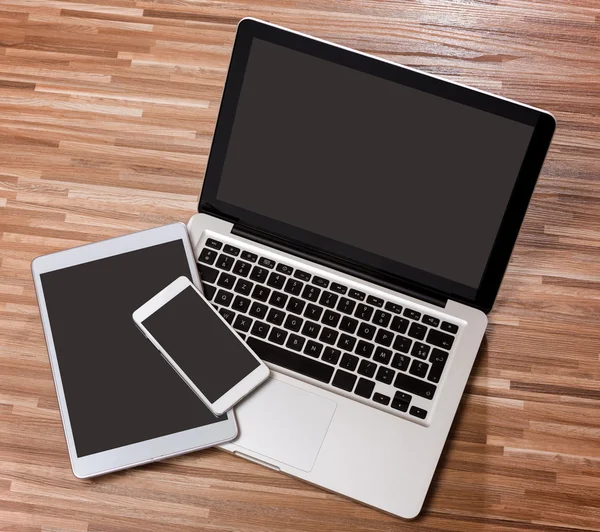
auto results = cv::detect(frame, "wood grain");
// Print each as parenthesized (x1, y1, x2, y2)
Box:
(1, 0, 599, 530)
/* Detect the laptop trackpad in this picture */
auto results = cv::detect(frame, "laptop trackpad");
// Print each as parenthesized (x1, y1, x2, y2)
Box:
(233, 379, 337, 472)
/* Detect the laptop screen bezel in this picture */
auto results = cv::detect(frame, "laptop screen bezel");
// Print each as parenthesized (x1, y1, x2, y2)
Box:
(199, 18, 556, 313)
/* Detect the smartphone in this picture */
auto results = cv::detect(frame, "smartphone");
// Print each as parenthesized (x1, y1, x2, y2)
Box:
(132, 276, 270, 415)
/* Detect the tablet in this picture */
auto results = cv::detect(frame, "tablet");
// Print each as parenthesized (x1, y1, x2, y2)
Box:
(32, 223, 237, 478)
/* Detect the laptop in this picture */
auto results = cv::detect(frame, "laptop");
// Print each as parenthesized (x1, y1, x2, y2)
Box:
(187, 18, 555, 518)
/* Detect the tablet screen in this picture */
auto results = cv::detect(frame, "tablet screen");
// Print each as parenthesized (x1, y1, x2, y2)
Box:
(40, 240, 224, 458)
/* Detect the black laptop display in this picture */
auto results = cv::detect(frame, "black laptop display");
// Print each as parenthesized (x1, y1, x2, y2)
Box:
(200, 19, 555, 313)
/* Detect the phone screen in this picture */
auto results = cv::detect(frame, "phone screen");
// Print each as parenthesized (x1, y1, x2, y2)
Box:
(142, 285, 260, 403)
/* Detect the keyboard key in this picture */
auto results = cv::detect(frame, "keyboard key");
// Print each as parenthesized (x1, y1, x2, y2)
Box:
(337, 333, 356, 351)
(284, 315, 303, 332)
(339, 316, 358, 334)
(269, 291, 288, 308)
(266, 308, 285, 326)
(408, 322, 427, 340)
(403, 308, 421, 321)
(409, 359, 429, 378)
(268, 327, 287, 345)
(411, 342, 430, 360)
(217, 272, 235, 289)
(286, 297, 305, 315)
(332, 370, 356, 391)
(374, 329, 393, 347)
(319, 291, 338, 308)
(322, 347, 341, 364)
(394, 373, 436, 400)
(312, 276, 329, 288)
(372, 310, 391, 328)
(198, 248, 217, 265)
(304, 303, 323, 321)
(232, 296, 251, 313)
(357, 360, 377, 378)
(284, 278, 303, 296)
(233, 315, 252, 332)
(248, 337, 334, 383)
(355, 304, 374, 321)
(373, 347, 392, 365)
(249, 302, 268, 320)
(304, 340, 323, 358)
(393, 335, 412, 353)
(376, 366, 395, 384)
(385, 302, 402, 314)
(428, 348, 448, 383)
(276, 263, 293, 275)
(391, 398, 409, 412)
(249, 266, 269, 283)
(215, 254, 234, 271)
(224, 244, 240, 256)
(354, 377, 375, 399)
(349, 289, 365, 301)
(430, 348, 449, 365)
(203, 284, 216, 301)
(410, 406, 427, 419)
(234, 278, 253, 296)
(259, 257, 275, 268)
(356, 322, 376, 340)
(232, 260, 252, 277)
(301, 321, 321, 339)
(391, 353, 410, 371)
(422, 315, 440, 327)
(340, 353, 359, 371)
(286, 334, 305, 352)
(373, 393, 390, 406)
(427, 364, 444, 384)
(355, 340, 374, 358)
(251, 285, 270, 302)
(390, 316, 409, 334)
(319, 327, 339, 345)
(322, 310, 341, 328)
(198, 264, 219, 284)
(205, 238, 222, 250)
(294, 269, 311, 281)
(441, 321, 459, 334)
(302, 285, 321, 302)
(337, 297, 356, 315)
(267, 272, 286, 289)
(366, 295, 383, 307)
(215, 289, 233, 307)
(427, 329, 455, 350)
(251, 320, 270, 338)
(219, 307, 235, 324)
(241, 250, 257, 262)
(238, 334, 247, 341)
(331, 282, 347, 294)
(394, 391, 412, 404)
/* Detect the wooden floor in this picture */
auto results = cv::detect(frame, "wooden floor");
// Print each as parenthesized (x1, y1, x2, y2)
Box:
(1, 0, 599, 530)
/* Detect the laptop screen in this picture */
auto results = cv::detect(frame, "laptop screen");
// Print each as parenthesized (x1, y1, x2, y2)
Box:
(205, 25, 552, 310)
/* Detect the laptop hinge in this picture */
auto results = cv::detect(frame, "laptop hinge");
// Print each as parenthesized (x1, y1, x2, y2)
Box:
(231, 224, 448, 309)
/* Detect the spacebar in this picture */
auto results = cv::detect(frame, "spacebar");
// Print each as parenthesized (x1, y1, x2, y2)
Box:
(247, 338, 334, 384)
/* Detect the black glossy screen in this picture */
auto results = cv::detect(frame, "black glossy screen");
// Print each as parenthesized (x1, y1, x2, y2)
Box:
(216, 38, 535, 289)
(142, 285, 259, 403)
(40, 240, 224, 458)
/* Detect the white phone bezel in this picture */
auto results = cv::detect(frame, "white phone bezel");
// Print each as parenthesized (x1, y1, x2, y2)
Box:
(31, 223, 238, 478)
(133, 276, 270, 416)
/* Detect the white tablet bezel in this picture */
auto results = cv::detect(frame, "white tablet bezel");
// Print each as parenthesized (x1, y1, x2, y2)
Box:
(133, 276, 270, 416)
(31, 222, 238, 478)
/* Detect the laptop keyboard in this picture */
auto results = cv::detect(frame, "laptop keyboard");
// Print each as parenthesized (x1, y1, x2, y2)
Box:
(197, 237, 460, 423)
